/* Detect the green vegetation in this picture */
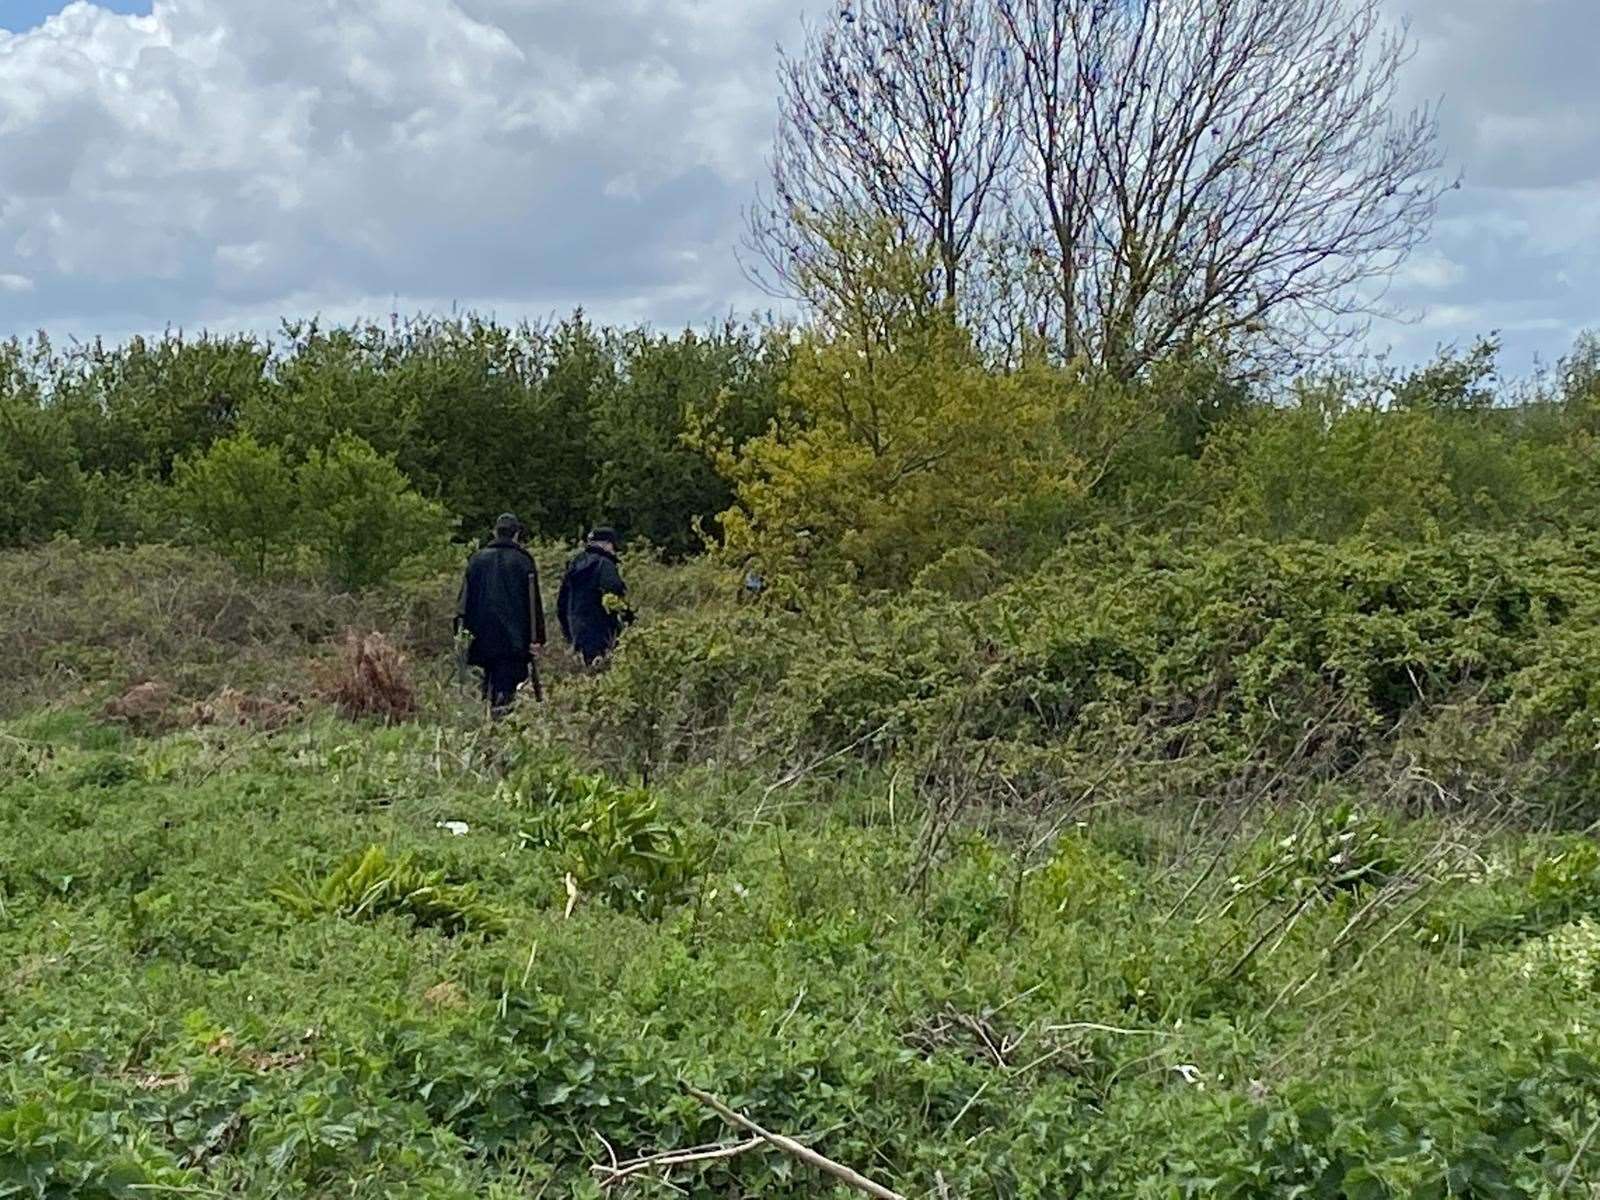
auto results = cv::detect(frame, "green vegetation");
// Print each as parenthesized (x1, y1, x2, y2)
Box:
(6, 0, 1597, 1190)
(3, 308, 1599, 590)
(3, 65, 1599, 1200)
(3, 701, 1598, 1196)
(0, 316, 787, 565)
(5, 309, 1600, 1198)
(3, 527, 1599, 1196)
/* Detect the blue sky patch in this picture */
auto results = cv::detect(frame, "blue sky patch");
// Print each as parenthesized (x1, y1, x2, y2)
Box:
(3, 1, 152, 33)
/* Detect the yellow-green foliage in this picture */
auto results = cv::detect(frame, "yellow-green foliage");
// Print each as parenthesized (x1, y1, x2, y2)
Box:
(1197, 340, 1600, 544)
(708, 232, 1076, 592)
(1032, 834, 1135, 920)
(271, 844, 507, 936)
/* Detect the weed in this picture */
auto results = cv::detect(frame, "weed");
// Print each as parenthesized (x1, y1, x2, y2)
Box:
(271, 845, 507, 936)
(520, 771, 703, 918)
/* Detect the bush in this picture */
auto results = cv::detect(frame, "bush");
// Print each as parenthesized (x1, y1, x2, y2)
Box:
(706, 230, 1077, 594)
(172, 433, 298, 576)
(0, 343, 88, 546)
(294, 434, 454, 592)
(576, 529, 1600, 822)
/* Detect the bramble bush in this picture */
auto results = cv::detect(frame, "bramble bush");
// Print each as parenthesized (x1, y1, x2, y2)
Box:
(577, 529, 1600, 820)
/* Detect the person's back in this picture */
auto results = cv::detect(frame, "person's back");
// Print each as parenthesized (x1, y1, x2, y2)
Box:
(557, 528, 631, 664)
(457, 514, 545, 710)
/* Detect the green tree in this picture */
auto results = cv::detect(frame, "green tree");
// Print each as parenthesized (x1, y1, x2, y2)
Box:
(0, 341, 86, 546)
(51, 332, 270, 480)
(171, 434, 297, 576)
(590, 324, 785, 557)
(709, 226, 1075, 592)
(241, 319, 417, 464)
(525, 313, 611, 540)
(1193, 342, 1560, 543)
(295, 434, 454, 591)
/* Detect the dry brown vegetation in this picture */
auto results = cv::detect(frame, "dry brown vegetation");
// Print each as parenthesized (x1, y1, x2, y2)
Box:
(317, 631, 418, 724)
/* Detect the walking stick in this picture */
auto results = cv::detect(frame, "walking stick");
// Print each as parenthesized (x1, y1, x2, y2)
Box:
(528, 649, 546, 703)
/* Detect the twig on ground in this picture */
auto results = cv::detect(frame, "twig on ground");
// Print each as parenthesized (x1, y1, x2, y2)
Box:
(989, 982, 1045, 1017)
(1008, 1044, 1072, 1079)
(1559, 1116, 1600, 1194)
(773, 986, 808, 1038)
(944, 1080, 990, 1133)
(682, 1082, 908, 1200)
(1044, 1021, 1170, 1038)
(591, 1137, 767, 1188)
(953, 1011, 1010, 1068)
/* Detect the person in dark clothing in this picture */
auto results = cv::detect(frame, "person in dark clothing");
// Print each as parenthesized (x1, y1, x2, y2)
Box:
(557, 527, 633, 665)
(456, 513, 546, 713)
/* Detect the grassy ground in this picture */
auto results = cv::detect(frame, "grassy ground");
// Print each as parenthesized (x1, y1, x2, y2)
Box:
(4, 540, 1600, 1196)
(4, 698, 1599, 1198)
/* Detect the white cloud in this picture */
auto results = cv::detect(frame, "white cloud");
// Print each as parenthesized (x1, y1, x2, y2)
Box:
(0, 0, 809, 338)
(1371, 0, 1600, 370)
(1394, 251, 1466, 292)
(0, 0, 1596, 378)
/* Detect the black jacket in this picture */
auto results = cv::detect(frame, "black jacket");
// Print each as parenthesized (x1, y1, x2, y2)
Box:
(456, 538, 546, 666)
(557, 545, 631, 660)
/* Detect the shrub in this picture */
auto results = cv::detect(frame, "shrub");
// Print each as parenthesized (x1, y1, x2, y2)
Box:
(171, 433, 298, 576)
(705, 229, 1077, 594)
(294, 434, 454, 591)
(0, 348, 88, 546)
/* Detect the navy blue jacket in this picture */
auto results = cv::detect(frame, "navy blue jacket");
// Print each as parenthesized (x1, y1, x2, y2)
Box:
(557, 545, 631, 662)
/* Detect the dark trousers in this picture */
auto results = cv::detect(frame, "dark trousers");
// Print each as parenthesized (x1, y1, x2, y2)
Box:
(573, 630, 615, 666)
(480, 657, 529, 710)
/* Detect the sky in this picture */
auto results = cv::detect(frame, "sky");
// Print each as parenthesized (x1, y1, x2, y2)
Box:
(0, 0, 1594, 376)
(1, 0, 147, 28)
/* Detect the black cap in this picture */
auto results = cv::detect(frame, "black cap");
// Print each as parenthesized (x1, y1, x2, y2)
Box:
(587, 526, 620, 546)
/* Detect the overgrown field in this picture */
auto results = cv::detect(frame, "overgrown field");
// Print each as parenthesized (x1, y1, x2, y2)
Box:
(4, 538, 1600, 1197)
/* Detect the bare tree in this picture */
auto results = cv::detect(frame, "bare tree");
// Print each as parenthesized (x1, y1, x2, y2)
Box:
(759, 0, 1450, 378)
(995, 0, 1448, 376)
(748, 0, 1017, 311)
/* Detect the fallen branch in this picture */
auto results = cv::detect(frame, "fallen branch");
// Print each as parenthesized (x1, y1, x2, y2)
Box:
(1044, 1021, 1170, 1038)
(681, 1082, 907, 1200)
(592, 1136, 767, 1188)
